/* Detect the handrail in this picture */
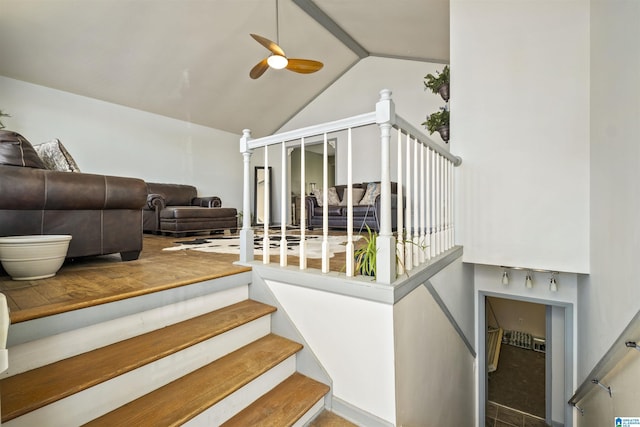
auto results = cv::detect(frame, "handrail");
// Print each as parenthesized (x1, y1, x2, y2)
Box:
(568, 308, 640, 413)
(393, 115, 462, 167)
(245, 111, 377, 150)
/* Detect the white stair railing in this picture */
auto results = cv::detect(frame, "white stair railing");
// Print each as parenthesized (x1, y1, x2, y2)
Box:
(240, 90, 462, 284)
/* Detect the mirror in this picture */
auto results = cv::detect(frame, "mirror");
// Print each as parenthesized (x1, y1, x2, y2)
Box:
(254, 166, 272, 225)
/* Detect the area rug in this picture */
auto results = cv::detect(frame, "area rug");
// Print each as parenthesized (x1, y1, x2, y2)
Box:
(164, 234, 361, 259)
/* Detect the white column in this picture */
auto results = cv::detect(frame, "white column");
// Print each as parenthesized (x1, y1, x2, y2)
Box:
(375, 89, 396, 284)
(239, 129, 254, 263)
(280, 140, 288, 266)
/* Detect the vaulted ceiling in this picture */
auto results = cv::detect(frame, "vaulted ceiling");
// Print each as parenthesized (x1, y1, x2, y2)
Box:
(0, 0, 449, 137)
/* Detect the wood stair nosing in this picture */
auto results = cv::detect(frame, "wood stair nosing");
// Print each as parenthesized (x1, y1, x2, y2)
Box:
(0, 299, 276, 423)
(221, 372, 330, 427)
(83, 334, 303, 427)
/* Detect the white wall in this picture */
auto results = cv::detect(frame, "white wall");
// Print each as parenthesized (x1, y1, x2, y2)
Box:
(581, 0, 640, 375)
(264, 280, 397, 424)
(451, 0, 590, 274)
(394, 285, 475, 427)
(575, 1, 640, 422)
(0, 76, 243, 210)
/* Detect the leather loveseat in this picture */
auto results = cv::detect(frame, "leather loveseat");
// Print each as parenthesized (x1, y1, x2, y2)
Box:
(304, 182, 398, 232)
(0, 131, 147, 261)
(143, 183, 237, 236)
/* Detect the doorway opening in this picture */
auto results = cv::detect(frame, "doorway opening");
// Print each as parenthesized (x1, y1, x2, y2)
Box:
(478, 292, 574, 427)
(486, 297, 547, 423)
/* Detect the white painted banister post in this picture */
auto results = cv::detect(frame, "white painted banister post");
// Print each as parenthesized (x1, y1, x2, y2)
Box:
(299, 137, 307, 269)
(375, 89, 396, 284)
(239, 129, 254, 263)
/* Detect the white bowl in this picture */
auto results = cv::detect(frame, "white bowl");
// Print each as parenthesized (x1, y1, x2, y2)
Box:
(0, 235, 72, 281)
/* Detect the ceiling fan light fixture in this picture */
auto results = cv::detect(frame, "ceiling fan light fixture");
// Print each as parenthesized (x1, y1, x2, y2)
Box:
(267, 54, 288, 69)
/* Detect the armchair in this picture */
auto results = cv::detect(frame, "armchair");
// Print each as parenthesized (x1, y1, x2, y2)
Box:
(143, 183, 237, 236)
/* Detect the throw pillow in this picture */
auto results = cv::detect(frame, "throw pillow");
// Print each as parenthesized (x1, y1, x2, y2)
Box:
(0, 130, 46, 169)
(34, 138, 81, 172)
(339, 187, 365, 206)
(359, 182, 381, 205)
(312, 187, 341, 206)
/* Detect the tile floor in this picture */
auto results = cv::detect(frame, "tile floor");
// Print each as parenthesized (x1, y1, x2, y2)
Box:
(486, 401, 550, 427)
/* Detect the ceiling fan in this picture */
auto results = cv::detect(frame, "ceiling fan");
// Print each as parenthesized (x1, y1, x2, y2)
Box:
(249, 0, 323, 79)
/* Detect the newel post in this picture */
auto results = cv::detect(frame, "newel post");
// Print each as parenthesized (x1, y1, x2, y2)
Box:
(239, 129, 254, 263)
(376, 89, 396, 284)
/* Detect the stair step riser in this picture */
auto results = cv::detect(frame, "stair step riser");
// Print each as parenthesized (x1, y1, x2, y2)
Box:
(293, 399, 325, 427)
(4, 286, 248, 377)
(4, 316, 271, 427)
(184, 356, 297, 426)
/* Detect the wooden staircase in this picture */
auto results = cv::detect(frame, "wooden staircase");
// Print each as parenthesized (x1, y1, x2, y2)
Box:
(0, 280, 330, 426)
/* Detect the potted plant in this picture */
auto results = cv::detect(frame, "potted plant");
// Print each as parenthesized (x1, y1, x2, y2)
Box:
(354, 225, 377, 277)
(423, 65, 450, 102)
(0, 110, 10, 130)
(422, 107, 449, 143)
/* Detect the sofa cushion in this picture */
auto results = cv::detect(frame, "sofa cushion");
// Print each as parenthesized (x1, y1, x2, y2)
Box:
(34, 139, 81, 172)
(339, 187, 365, 206)
(0, 130, 46, 169)
(161, 206, 237, 220)
(312, 187, 340, 206)
(359, 182, 381, 205)
(314, 205, 342, 216)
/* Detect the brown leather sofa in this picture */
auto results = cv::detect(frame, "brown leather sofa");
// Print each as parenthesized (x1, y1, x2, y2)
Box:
(143, 183, 237, 236)
(305, 182, 398, 232)
(0, 130, 147, 261)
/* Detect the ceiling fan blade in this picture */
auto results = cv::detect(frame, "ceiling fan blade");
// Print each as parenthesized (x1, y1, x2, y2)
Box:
(250, 58, 269, 79)
(250, 33, 285, 57)
(286, 58, 324, 74)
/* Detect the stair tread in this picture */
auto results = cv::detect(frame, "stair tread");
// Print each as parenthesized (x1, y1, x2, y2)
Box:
(84, 334, 303, 427)
(0, 299, 276, 422)
(221, 372, 330, 427)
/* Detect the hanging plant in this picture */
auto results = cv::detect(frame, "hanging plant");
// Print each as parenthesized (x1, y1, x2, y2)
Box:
(422, 107, 449, 143)
(0, 110, 10, 130)
(423, 65, 450, 102)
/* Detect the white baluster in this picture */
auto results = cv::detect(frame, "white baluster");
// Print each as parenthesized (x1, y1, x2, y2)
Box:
(263, 146, 270, 264)
(426, 147, 431, 261)
(396, 128, 404, 276)
(299, 137, 307, 269)
(280, 140, 288, 266)
(239, 129, 254, 263)
(404, 135, 413, 271)
(321, 133, 330, 273)
(419, 143, 425, 265)
(431, 150, 437, 259)
(345, 128, 354, 277)
(412, 137, 420, 267)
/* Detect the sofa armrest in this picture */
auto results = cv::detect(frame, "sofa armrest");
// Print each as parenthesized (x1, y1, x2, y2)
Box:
(193, 196, 222, 208)
(304, 196, 319, 212)
(0, 165, 146, 210)
(146, 193, 166, 210)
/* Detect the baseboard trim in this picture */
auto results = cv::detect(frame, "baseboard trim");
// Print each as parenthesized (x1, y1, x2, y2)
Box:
(330, 396, 394, 427)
